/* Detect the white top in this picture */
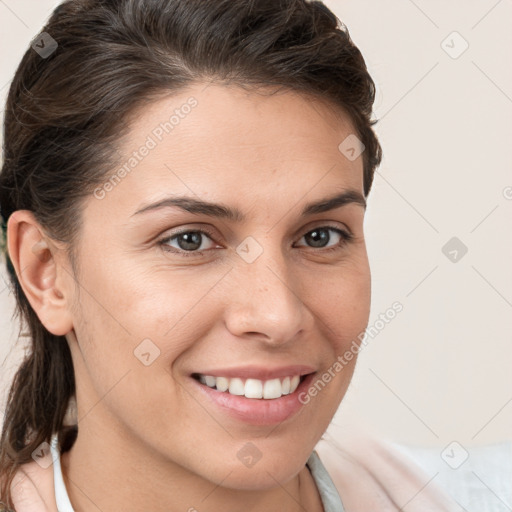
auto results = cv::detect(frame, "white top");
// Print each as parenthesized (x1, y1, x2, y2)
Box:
(50, 433, 346, 511)
(50, 434, 75, 512)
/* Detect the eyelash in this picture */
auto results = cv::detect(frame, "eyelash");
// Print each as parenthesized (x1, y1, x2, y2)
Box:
(157, 225, 354, 258)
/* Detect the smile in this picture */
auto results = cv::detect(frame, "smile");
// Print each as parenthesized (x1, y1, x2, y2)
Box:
(190, 365, 316, 425)
(194, 374, 302, 399)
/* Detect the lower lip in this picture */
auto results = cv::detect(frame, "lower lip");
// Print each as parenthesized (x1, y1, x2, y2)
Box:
(191, 373, 316, 426)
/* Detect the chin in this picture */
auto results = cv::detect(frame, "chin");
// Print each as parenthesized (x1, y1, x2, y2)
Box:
(214, 459, 307, 491)
(217, 443, 314, 489)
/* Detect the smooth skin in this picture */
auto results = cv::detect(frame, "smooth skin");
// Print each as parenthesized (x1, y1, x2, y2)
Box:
(8, 82, 371, 512)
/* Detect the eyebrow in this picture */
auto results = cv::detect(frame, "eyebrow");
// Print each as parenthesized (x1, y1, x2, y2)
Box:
(131, 189, 366, 221)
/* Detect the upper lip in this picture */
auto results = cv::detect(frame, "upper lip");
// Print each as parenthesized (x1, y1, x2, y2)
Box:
(192, 365, 316, 381)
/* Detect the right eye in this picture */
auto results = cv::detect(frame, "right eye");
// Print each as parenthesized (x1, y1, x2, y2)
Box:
(157, 228, 220, 257)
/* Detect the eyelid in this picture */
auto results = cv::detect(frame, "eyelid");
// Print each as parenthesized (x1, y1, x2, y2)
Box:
(296, 220, 353, 238)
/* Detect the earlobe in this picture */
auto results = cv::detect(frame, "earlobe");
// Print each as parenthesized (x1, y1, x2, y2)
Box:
(6, 210, 74, 336)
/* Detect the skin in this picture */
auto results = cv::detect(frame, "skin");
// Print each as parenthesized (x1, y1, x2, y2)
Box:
(8, 82, 371, 511)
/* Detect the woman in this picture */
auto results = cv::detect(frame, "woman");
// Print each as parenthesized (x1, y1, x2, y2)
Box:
(0, 0, 464, 510)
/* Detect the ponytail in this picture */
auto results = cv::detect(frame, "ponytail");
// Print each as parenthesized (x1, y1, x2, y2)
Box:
(0, 279, 77, 507)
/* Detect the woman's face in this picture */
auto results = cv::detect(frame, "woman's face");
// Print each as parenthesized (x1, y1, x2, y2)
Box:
(64, 82, 371, 489)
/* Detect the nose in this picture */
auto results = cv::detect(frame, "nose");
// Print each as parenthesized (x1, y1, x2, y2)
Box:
(223, 250, 312, 346)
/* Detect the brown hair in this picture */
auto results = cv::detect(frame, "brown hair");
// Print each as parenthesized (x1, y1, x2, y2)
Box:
(0, 0, 382, 507)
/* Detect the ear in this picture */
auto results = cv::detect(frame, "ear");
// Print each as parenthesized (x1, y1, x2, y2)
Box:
(6, 210, 74, 336)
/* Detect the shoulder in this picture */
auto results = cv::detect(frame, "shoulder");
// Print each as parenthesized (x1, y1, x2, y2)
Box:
(315, 430, 465, 512)
(9, 459, 58, 512)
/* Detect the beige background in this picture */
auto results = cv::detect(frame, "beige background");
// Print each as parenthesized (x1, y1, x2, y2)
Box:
(1, 0, 511, 452)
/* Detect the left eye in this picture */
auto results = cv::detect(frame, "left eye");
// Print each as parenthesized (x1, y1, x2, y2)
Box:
(295, 226, 353, 250)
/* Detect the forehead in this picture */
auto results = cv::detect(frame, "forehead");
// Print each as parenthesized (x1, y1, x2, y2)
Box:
(87, 82, 364, 221)
(125, 82, 358, 154)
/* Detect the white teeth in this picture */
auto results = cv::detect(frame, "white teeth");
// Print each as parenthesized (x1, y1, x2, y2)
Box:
(216, 376, 229, 392)
(228, 378, 245, 396)
(263, 378, 282, 399)
(281, 376, 291, 395)
(204, 375, 216, 388)
(197, 374, 304, 399)
(290, 375, 300, 393)
(245, 379, 263, 398)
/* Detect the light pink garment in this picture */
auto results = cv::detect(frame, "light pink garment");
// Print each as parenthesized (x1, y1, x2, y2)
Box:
(9, 428, 464, 512)
(315, 430, 464, 512)
(10, 460, 58, 512)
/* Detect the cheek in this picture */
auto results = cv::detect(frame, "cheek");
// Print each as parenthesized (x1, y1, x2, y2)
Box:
(294, 271, 370, 446)
(307, 259, 371, 350)
(70, 277, 194, 432)
(70, 259, 220, 383)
